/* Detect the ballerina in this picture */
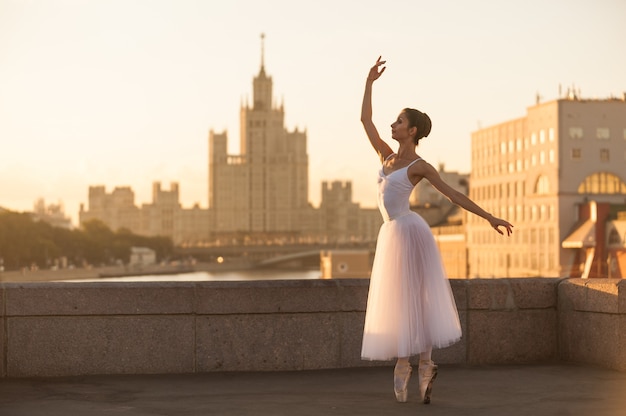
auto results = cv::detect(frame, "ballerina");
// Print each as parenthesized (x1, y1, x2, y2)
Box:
(359, 56, 513, 404)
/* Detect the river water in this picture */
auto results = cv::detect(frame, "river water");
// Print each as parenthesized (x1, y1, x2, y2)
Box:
(61, 268, 322, 283)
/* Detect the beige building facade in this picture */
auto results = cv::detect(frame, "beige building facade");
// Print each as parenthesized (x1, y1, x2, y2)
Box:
(208, 39, 379, 244)
(209, 44, 308, 239)
(468, 92, 626, 277)
(79, 182, 210, 247)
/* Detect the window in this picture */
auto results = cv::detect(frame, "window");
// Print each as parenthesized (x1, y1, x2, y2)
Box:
(539, 129, 546, 143)
(535, 175, 550, 194)
(569, 127, 583, 139)
(608, 229, 622, 245)
(549, 128, 555, 142)
(549, 150, 555, 163)
(516, 138, 522, 151)
(600, 148, 610, 162)
(501, 142, 506, 154)
(597, 128, 610, 140)
(531, 132, 537, 145)
(571, 148, 582, 161)
(540, 151, 546, 165)
(577, 172, 626, 194)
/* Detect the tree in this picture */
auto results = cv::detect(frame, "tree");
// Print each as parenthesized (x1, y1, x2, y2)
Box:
(0, 211, 175, 270)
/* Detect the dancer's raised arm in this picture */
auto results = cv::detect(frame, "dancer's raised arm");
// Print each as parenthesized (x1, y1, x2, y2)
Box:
(361, 56, 393, 163)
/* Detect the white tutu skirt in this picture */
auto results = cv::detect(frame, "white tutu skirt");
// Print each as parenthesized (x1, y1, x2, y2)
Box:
(361, 212, 462, 361)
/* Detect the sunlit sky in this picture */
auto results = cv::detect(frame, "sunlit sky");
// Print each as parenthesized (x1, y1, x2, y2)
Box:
(1, 0, 624, 225)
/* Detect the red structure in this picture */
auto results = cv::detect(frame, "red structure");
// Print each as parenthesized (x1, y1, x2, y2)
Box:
(563, 201, 626, 278)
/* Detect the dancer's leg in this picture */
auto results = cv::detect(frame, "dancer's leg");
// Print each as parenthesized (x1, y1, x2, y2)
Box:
(418, 348, 438, 404)
(393, 357, 412, 402)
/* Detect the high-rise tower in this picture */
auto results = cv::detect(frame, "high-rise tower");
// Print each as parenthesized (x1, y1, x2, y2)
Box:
(209, 35, 309, 237)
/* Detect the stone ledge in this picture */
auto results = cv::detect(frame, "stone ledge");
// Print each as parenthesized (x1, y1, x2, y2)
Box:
(468, 278, 560, 310)
(195, 280, 369, 315)
(558, 279, 624, 314)
(4, 282, 196, 316)
(2, 279, 370, 317)
(558, 278, 625, 371)
(1, 277, 623, 377)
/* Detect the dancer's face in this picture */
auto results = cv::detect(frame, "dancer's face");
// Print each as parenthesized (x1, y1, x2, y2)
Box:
(391, 111, 414, 142)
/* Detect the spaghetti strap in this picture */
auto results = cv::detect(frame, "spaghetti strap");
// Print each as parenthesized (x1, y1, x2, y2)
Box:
(407, 157, 422, 168)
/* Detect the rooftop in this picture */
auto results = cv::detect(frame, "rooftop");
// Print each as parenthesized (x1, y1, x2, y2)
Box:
(1, 277, 624, 415)
(1, 364, 625, 416)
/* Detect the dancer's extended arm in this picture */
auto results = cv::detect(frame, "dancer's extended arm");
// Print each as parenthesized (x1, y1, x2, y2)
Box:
(412, 161, 514, 235)
(361, 56, 393, 163)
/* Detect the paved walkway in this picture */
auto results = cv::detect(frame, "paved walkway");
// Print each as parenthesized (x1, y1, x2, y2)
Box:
(1, 364, 625, 416)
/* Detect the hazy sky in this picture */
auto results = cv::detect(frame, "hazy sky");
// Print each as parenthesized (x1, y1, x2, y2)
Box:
(1, 0, 624, 225)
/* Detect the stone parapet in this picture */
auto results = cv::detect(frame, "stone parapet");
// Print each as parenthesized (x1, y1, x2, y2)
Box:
(465, 278, 561, 365)
(0, 277, 622, 378)
(558, 279, 626, 371)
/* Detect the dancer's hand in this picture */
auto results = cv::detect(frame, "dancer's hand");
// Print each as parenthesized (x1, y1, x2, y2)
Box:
(489, 216, 514, 236)
(367, 56, 386, 81)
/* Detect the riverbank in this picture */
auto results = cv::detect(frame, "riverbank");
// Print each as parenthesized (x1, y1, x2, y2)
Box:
(0, 261, 254, 283)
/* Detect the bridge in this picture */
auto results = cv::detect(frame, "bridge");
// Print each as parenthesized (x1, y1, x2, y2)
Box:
(176, 242, 376, 266)
(255, 249, 323, 269)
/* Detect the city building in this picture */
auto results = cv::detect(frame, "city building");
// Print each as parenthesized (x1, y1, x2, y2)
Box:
(410, 164, 469, 226)
(208, 36, 379, 244)
(78, 37, 382, 248)
(31, 198, 73, 229)
(79, 182, 210, 246)
(318, 181, 381, 243)
(320, 249, 372, 279)
(128, 246, 156, 268)
(467, 90, 626, 278)
(209, 35, 308, 241)
(79, 186, 141, 232)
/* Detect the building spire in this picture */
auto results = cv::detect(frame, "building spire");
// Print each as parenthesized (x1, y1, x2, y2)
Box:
(260, 33, 265, 72)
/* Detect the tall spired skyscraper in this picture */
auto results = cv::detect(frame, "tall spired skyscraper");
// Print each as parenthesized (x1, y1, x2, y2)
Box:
(209, 35, 309, 238)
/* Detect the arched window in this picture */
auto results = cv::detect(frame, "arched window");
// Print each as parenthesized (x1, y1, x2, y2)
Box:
(577, 172, 626, 194)
(607, 228, 621, 245)
(535, 175, 550, 194)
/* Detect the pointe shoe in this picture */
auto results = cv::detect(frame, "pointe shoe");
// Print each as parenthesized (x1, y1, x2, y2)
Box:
(393, 363, 412, 402)
(418, 360, 438, 404)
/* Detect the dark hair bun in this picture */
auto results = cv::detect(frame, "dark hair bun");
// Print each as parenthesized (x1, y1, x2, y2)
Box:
(403, 108, 432, 144)
(420, 112, 432, 138)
